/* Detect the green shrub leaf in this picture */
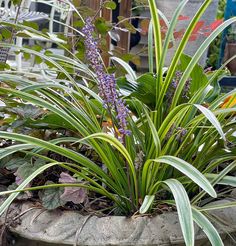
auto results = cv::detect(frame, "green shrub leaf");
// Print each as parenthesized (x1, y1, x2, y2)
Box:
(40, 181, 66, 210)
(104, 1, 117, 10)
(15, 158, 46, 180)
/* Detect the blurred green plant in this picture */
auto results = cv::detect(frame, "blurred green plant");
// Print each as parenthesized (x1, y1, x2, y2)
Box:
(226, 22, 236, 42)
(207, 0, 226, 68)
(0, 0, 236, 245)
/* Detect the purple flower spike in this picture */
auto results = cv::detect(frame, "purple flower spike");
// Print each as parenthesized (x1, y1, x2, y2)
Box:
(117, 99, 131, 136)
(82, 18, 130, 137)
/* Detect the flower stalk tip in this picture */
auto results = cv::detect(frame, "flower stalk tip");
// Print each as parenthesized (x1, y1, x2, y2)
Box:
(82, 18, 131, 138)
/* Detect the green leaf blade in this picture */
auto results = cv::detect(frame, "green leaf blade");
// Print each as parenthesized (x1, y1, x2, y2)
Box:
(139, 195, 155, 214)
(163, 179, 194, 246)
(192, 208, 223, 246)
(194, 104, 226, 141)
(143, 156, 217, 198)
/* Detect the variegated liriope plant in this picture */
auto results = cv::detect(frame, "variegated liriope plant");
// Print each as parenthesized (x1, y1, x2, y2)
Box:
(0, 0, 236, 245)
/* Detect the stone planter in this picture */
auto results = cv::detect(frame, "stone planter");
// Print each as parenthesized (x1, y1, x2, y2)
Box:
(223, 42, 236, 75)
(2, 199, 236, 246)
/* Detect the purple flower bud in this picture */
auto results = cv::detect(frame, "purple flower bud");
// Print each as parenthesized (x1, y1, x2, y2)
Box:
(176, 127, 187, 142)
(82, 18, 130, 137)
(166, 71, 192, 104)
(117, 99, 131, 136)
(182, 78, 192, 99)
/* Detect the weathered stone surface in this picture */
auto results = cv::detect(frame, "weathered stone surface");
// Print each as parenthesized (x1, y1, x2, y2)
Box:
(2, 199, 236, 246)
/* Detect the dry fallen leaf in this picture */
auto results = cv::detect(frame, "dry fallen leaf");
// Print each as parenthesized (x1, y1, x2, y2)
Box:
(59, 172, 87, 204)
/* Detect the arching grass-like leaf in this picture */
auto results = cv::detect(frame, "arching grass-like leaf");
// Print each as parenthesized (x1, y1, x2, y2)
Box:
(158, 0, 189, 79)
(0, 87, 89, 135)
(148, 21, 153, 74)
(0, 144, 34, 164)
(192, 161, 236, 204)
(139, 195, 155, 214)
(0, 131, 120, 193)
(79, 133, 138, 202)
(142, 107, 161, 157)
(148, 0, 162, 71)
(206, 174, 236, 187)
(171, 17, 236, 109)
(194, 104, 226, 141)
(163, 179, 194, 246)
(111, 57, 137, 81)
(158, 0, 213, 110)
(80, 133, 133, 165)
(199, 202, 236, 211)
(142, 156, 216, 198)
(192, 208, 223, 246)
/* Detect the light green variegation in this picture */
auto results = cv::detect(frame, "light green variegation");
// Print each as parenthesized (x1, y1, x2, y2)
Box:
(0, 0, 235, 245)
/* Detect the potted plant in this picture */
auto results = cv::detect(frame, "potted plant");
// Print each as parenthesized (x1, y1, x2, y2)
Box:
(223, 23, 236, 75)
(0, 0, 236, 245)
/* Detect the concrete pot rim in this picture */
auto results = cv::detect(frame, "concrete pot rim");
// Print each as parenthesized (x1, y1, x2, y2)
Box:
(3, 198, 236, 246)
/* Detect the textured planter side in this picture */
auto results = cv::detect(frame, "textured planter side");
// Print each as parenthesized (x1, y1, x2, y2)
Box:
(2, 199, 236, 246)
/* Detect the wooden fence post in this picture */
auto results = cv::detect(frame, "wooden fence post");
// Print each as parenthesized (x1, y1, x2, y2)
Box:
(117, 0, 132, 54)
